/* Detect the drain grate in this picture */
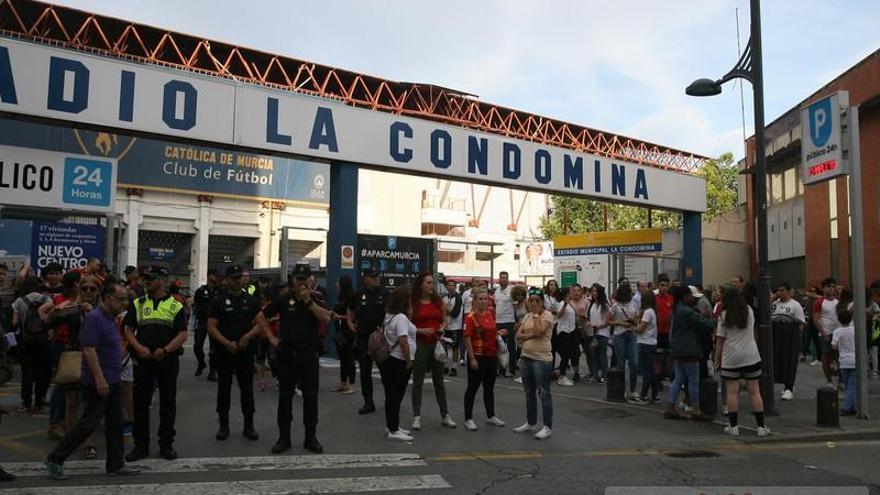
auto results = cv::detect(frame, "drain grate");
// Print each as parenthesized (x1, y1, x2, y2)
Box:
(578, 408, 634, 420)
(664, 450, 722, 459)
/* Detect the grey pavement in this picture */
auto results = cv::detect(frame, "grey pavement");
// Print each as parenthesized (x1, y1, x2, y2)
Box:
(0, 348, 878, 494)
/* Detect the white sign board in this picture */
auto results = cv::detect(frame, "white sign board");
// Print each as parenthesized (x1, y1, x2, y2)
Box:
(0, 145, 116, 212)
(519, 241, 554, 277)
(0, 38, 707, 212)
(801, 91, 848, 185)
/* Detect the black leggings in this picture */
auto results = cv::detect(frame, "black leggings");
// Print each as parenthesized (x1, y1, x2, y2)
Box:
(336, 339, 356, 384)
(464, 356, 498, 420)
(379, 357, 411, 432)
(556, 331, 580, 375)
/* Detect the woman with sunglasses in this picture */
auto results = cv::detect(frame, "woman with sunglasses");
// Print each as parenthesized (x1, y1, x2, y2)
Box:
(514, 288, 555, 440)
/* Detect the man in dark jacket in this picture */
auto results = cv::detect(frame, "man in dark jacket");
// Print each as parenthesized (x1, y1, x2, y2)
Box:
(664, 285, 715, 420)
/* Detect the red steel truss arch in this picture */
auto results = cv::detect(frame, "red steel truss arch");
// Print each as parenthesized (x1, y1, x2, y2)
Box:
(0, 0, 709, 173)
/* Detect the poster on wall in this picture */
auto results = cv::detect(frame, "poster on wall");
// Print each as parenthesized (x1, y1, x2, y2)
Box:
(519, 241, 554, 277)
(357, 234, 436, 291)
(30, 222, 104, 275)
(555, 255, 609, 289)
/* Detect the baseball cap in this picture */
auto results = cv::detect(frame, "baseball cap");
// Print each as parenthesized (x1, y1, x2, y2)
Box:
(123, 265, 138, 275)
(142, 266, 169, 279)
(688, 285, 704, 298)
(291, 263, 311, 279)
(362, 267, 380, 278)
(225, 265, 244, 278)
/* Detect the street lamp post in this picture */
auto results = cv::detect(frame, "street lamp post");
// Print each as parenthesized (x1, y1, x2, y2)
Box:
(686, 0, 775, 414)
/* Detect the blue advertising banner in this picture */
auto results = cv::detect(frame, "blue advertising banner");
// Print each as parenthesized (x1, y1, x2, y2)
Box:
(30, 221, 104, 275)
(356, 234, 436, 290)
(0, 118, 330, 204)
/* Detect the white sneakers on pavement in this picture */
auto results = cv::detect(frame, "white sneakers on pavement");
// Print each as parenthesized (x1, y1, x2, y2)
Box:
(534, 426, 552, 440)
(557, 376, 574, 387)
(781, 389, 794, 401)
(411, 416, 421, 431)
(514, 376, 523, 384)
(513, 422, 537, 433)
(487, 416, 505, 427)
(387, 430, 414, 442)
(464, 419, 478, 431)
(757, 426, 772, 437)
(385, 427, 411, 435)
(441, 414, 458, 428)
(723, 425, 740, 436)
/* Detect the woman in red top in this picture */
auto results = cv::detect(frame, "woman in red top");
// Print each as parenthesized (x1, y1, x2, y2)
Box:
(462, 288, 506, 431)
(409, 272, 456, 431)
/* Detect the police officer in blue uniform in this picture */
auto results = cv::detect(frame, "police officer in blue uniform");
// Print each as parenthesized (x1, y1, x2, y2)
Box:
(347, 268, 387, 415)
(193, 268, 222, 381)
(123, 266, 188, 462)
(207, 265, 262, 441)
(256, 264, 333, 454)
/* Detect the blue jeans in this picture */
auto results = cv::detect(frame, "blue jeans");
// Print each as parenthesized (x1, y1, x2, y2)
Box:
(49, 340, 66, 424)
(667, 360, 700, 406)
(614, 331, 638, 393)
(521, 358, 553, 428)
(638, 344, 657, 398)
(591, 335, 609, 379)
(841, 368, 856, 412)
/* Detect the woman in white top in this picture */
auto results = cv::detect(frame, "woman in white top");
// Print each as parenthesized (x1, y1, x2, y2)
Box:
(714, 287, 769, 437)
(587, 284, 611, 383)
(609, 284, 640, 400)
(635, 291, 658, 402)
(379, 287, 417, 442)
(555, 285, 581, 386)
(543, 279, 562, 370)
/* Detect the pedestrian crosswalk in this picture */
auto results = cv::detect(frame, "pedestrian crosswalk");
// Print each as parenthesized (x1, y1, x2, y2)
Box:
(0, 453, 451, 494)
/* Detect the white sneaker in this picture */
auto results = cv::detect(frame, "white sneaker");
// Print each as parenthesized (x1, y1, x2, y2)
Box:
(441, 414, 457, 428)
(557, 376, 574, 387)
(411, 416, 421, 431)
(387, 430, 414, 442)
(757, 426, 771, 437)
(385, 427, 411, 435)
(487, 416, 506, 427)
(464, 419, 478, 431)
(514, 377, 523, 384)
(723, 425, 740, 436)
(534, 426, 552, 440)
(513, 422, 537, 433)
(810, 360, 820, 366)
(781, 389, 794, 401)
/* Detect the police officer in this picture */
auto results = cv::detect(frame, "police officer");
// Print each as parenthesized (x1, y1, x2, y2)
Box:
(347, 268, 387, 415)
(193, 268, 222, 381)
(123, 266, 188, 461)
(256, 264, 332, 454)
(207, 265, 262, 441)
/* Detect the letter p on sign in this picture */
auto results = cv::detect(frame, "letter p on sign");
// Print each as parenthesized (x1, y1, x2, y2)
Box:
(808, 97, 832, 147)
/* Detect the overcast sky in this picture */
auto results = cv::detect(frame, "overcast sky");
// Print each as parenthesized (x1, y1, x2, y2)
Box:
(52, 0, 880, 160)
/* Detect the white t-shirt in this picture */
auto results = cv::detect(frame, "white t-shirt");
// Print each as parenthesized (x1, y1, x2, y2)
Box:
(445, 294, 463, 331)
(717, 306, 761, 369)
(832, 325, 855, 369)
(638, 308, 658, 346)
(462, 289, 474, 315)
(544, 295, 561, 324)
(556, 303, 576, 334)
(384, 313, 416, 362)
(816, 297, 839, 336)
(589, 303, 610, 338)
(770, 298, 805, 324)
(494, 285, 515, 324)
(610, 300, 639, 335)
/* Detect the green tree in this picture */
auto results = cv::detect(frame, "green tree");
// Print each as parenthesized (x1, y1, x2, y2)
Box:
(539, 153, 738, 239)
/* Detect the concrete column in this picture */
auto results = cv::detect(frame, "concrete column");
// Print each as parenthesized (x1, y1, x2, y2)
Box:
(326, 162, 358, 307)
(122, 194, 142, 270)
(682, 211, 702, 285)
(192, 197, 213, 288)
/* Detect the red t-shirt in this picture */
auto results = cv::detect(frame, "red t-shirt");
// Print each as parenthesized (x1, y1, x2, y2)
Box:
(413, 299, 445, 345)
(655, 293, 674, 335)
(464, 311, 498, 357)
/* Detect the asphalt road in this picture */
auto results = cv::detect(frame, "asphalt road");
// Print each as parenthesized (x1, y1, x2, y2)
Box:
(0, 349, 878, 494)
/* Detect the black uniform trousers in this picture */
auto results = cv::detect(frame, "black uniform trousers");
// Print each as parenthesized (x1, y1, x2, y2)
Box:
(274, 345, 319, 439)
(356, 334, 374, 405)
(133, 356, 179, 449)
(48, 383, 124, 472)
(215, 349, 255, 418)
(194, 321, 214, 369)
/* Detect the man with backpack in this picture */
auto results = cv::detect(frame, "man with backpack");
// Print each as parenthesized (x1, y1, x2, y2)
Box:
(11, 276, 52, 413)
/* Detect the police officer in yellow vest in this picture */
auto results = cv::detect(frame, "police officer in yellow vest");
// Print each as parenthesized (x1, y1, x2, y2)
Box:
(123, 266, 188, 462)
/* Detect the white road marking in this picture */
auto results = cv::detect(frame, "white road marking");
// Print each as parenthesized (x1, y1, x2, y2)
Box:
(0, 474, 451, 494)
(5, 453, 425, 478)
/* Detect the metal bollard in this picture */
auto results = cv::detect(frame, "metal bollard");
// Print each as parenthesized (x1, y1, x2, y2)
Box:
(816, 386, 839, 427)
(606, 368, 626, 402)
(700, 377, 719, 418)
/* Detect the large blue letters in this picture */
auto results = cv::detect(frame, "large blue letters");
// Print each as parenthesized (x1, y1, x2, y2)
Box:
(594, 160, 602, 193)
(309, 107, 339, 152)
(564, 155, 583, 190)
(162, 80, 197, 130)
(534, 150, 551, 184)
(389, 122, 413, 162)
(468, 136, 488, 175)
(47, 57, 89, 114)
(266, 97, 292, 145)
(634, 169, 649, 199)
(118, 71, 135, 122)
(0, 47, 17, 104)
(611, 163, 626, 197)
(430, 129, 452, 168)
(502, 142, 521, 179)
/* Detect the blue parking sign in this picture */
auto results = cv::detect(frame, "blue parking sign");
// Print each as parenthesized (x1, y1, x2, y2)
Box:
(63, 157, 113, 208)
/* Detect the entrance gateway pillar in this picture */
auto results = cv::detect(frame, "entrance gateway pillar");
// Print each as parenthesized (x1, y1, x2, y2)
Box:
(325, 161, 359, 316)
(682, 211, 702, 286)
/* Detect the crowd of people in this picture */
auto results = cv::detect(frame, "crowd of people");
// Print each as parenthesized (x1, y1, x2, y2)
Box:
(0, 257, 878, 482)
